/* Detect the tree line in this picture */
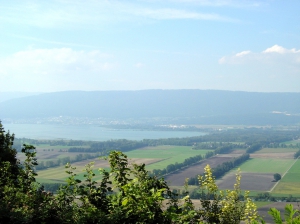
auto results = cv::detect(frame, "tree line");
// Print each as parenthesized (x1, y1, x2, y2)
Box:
(35, 153, 101, 170)
(188, 153, 250, 185)
(12, 129, 300, 155)
(150, 152, 212, 177)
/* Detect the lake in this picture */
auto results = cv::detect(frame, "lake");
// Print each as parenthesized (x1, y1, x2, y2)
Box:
(2, 123, 205, 141)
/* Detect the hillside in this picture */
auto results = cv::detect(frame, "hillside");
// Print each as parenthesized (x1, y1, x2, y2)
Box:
(0, 89, 300, 125)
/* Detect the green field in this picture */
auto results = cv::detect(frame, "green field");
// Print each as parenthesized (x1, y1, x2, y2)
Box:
(280, 173, 300, 182)
(272, 159, 300, 195)
(126, 146, 212, 170)
(286, 159, 300, 173)
(255, 201, 272, 208)
(32, 144, 300, 198)
(273, 183, 300, 196)
(282, 139, 300, 145)
(36, 146, 210, 183)
(255, 147, 299, 153)
(37, 166, 105, 183)
(237, 158, 293, 173)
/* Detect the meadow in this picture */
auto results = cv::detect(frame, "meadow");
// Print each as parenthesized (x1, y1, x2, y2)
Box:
(236, 158, 293, 174)
(126, 145, 212, 170)
(36, 145, 211, 183)
(37, 165, 106, 183)
(272, 159, 300, 195)
(257, 147, 299, 153)
(26, 135, 300, 199)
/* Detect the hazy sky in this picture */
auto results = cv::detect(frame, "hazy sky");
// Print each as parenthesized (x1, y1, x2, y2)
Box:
(1, 0, 300, 92)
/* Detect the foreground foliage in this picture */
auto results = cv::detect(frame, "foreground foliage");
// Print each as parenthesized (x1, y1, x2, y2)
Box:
(1, 122, 300, 223)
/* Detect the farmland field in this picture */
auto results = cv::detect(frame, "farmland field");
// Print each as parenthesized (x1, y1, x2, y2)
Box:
(17, 143, 91, 162)
(36, 145, 211, 183)
(272, 159, 300, 195)
(255, 147, 299, 153)
(37, 166, 105, 183)
(37, 156, 163, 183)
(216, 171, 275, 191)
(236, 158, 293, 173)
(217, 155, 300, 193)
(26, 141, 300, 198)
(272, 183, 300, 196)
(165, 154, 239, 186)
(126, 146, 212, 170)
(286, 159, 300, 173)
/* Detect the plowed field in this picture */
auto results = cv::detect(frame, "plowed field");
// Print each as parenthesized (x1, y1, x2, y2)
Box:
(165, 154, 240, 186)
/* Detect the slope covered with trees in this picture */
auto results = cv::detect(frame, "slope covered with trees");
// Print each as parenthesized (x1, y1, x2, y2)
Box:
(1, 90, 300, 125)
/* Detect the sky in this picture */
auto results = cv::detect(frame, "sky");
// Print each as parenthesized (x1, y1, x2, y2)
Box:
(0, 0, 300, 93)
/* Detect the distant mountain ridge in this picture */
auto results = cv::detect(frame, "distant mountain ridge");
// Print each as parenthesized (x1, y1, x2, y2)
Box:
(0, 92, 42, 103)
(0, 90, 300, 125)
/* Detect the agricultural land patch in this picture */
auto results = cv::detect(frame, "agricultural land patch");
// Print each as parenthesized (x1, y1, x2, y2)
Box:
(272, 159, 300, 195)
(216, 172, 275, 191)
(126, 146, 212, 170)
(237, 158, 293, 173)
(165, 154, 239, 186)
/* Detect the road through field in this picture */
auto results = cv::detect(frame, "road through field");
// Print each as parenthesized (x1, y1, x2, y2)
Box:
(269, 156, 299, 192)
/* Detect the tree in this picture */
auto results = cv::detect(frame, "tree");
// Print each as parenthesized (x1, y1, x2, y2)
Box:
(268, 204, 300, 224)
(0, 121, 19, 170)
(274, 173, 281, 182)
(197, 165, 258, 223)
(0, 121, 21, 199)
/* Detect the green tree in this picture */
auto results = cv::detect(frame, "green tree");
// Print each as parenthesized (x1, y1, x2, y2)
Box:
(0, 121, 19, 174)
(268, 204, 300, 224)
(197, 165, 258, 224)
(274, 173, 281, 182)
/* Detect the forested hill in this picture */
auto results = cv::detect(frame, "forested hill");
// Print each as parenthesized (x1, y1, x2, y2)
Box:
(0, 89, 300, 125)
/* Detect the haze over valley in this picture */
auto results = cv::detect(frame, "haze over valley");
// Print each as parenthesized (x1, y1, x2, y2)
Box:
(1, 1, 300, 222)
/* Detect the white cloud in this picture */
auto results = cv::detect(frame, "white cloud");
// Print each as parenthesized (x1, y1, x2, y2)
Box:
(235, 50, 251, 57)
(0, 48, 115, 91)
(263, 44, 300, 54)
(219, 45, 300, 65)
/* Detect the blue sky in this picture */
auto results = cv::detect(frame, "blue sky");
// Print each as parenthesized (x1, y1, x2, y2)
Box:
(0, 0, 299, 92)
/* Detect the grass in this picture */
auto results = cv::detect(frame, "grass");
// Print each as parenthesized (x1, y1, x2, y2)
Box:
(255, 201, 273, 208)
(37, 165, 106, 183)
(271, 159, 300, 195)
(126, 146, 212, 170)
(236, 158, 293, 174)
(255, 147, 299, 153)
(37, 167, 70, 180)
(287, 159, 300, 173)
(280, 173, 300, 183)
(272, 182, 300, 196)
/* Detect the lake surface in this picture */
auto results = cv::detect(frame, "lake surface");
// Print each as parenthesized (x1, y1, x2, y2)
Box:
(2, 123, 205, 141)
